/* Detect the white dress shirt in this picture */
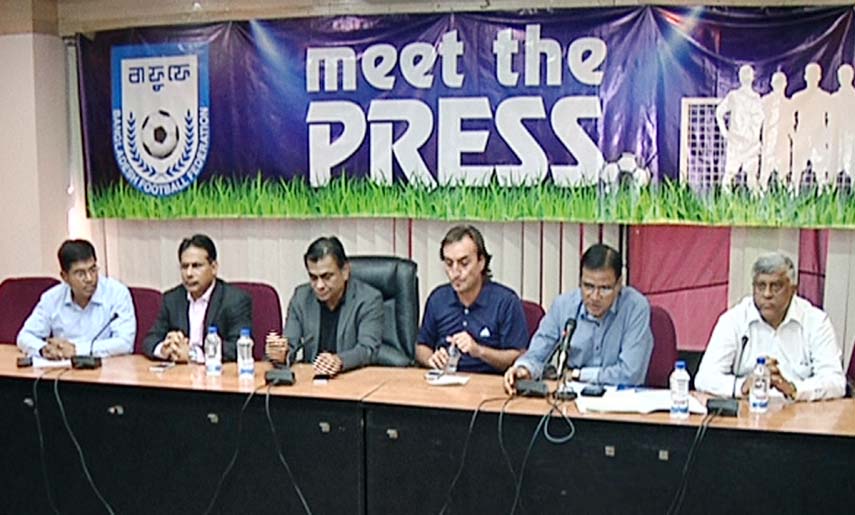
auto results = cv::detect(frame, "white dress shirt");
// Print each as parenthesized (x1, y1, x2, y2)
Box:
(17, 276, 136, 357)
(154, 282, 214, 363)
(186, 283, 214, 363)
(695, 295, 846, 402)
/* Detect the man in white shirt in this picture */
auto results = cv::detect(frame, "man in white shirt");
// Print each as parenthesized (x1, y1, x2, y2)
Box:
(696, 252, 845, 402)
(17, 239, 136, 358)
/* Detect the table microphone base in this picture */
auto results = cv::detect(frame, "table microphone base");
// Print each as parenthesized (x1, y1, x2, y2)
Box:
(265, 368, 295, 386)
(515, 379, 549, 397)
(71, 355, 102, 369)
(706, 397, 739, 417)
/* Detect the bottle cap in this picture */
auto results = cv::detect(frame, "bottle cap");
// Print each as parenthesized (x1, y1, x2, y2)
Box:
(240, 328, 251, 337)
(675, 360, 686, 369)
(757, 356, 766, 365)
(208, 325, 218, 333)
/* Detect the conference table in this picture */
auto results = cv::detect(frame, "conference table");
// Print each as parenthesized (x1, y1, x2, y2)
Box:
(0, 345, 852, 515)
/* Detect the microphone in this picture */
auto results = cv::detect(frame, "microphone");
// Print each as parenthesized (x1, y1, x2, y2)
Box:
(543, 300, 585, 379)
(71, 313, 119, 369)
(556, 318, 578, 382)
(265, 338, 304, 386)
(731, 335, 749, 398)
(706, 335, 748, 417)
(516, 318, 577, 398)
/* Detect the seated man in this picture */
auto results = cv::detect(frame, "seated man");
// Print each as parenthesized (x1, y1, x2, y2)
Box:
(696, 252, 845, 401)
(266, 236, 382, 377)
(143, 234, 252, 362)
(18, 239, 135, 358)
(416, 225, 529, 374)
(505, 244, 653, 392)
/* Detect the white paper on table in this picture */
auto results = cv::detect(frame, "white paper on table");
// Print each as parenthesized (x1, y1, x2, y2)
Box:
(31, 356, 72, 368)
(574, 388, 707, 415)
(427, 374, 470, 386)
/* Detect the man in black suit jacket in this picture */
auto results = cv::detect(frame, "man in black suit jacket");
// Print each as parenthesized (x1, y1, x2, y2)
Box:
(143, 234, 252, 362)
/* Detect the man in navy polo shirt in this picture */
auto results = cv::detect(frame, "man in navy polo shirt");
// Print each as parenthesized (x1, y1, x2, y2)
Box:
(416, 225, 529, 374)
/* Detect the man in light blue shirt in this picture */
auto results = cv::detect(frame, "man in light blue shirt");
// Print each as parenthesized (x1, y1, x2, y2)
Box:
(504, 244, 653, 391)
(17, 239, 136, 359)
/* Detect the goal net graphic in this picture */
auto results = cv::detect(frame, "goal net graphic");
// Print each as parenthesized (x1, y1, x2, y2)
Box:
(679, 97, 726, 189)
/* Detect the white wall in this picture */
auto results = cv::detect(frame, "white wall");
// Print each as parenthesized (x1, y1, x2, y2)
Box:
(0, 32, 68, 278)
(97, 218, 599, 316)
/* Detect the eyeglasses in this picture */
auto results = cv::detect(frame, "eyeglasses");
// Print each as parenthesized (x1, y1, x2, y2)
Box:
(581, 281, 617, 296)
(753, 280, 787, 295)
(70, 265, 99, 281)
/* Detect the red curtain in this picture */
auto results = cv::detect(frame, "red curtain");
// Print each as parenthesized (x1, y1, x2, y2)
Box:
(797, 229, 828, 308)
(628, 226, 731, 351)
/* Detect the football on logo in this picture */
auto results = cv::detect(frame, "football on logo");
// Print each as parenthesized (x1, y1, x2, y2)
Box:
(141, 109, 180, 159)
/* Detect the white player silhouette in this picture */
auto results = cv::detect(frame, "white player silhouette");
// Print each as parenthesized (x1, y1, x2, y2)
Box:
(759, 72, 793, 194)
(828, 63, 855, 185)
(790, 62, 832, 193)
(716, 65, 764, 192)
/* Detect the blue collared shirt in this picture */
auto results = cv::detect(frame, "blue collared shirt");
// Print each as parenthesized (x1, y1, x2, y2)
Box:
(418, 281, 529, 374)
(17, 276, 136, 357)
(515, 286, 653, 385)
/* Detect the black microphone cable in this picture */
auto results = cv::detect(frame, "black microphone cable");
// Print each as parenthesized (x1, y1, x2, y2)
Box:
(31, 368, 62, 515)
(52, 369, 115, 515)
(437, 396, 507, 515)
(666, 409, 720, 515)
(505, 393, 577, 515)
(508, 410, 550, 515)
(497, 397, 521, 507)
(202, 382, 268, 515)
(543, 392, 576, 445)
(497, 396, 532, 515)
(264, 385, 313, 515)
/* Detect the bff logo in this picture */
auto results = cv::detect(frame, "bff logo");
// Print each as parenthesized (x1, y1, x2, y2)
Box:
(111, 43, 210, 197)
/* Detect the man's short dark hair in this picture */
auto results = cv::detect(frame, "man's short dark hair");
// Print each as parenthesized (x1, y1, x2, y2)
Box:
(304, 236, 348, 269)
(57, 239, 96, 272)
(440, 225, 492, 279)
(178, 234, 217, 263)
(580, 244, 622, 278)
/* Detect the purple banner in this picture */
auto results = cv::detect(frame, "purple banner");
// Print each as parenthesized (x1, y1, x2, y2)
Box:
(78, 7, 855, 226)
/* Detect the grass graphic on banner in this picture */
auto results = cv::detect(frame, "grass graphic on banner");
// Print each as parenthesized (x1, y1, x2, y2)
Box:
(87, 173, 855, 227)
(88, 174, 601, 221)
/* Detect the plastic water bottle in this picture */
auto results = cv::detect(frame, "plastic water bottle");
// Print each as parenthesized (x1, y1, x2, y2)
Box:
(749, 357, 770, 414)
(670, 360, 690, 420)
(236, 328, 255, 378)
(445, 344, 461, 374)
(204, 326, 222, 376)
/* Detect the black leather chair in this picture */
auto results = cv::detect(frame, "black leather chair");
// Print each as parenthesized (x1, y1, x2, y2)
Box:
(349, 256, 419, 367)
(846, 341, 854, 398)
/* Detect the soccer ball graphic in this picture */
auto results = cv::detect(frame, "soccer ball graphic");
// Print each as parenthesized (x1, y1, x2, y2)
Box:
(141, 109, 179, 159)
(601, 153, 650, 188)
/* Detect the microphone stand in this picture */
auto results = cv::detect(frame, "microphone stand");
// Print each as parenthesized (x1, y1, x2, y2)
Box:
(706, 335, 748, 417)
(517, 319, 576, 398)
(71, 313, 119, 370)
(265, 339, 304, 386)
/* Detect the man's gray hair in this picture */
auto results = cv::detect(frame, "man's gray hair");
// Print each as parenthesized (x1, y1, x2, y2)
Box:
(752, 252, 796, 283)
